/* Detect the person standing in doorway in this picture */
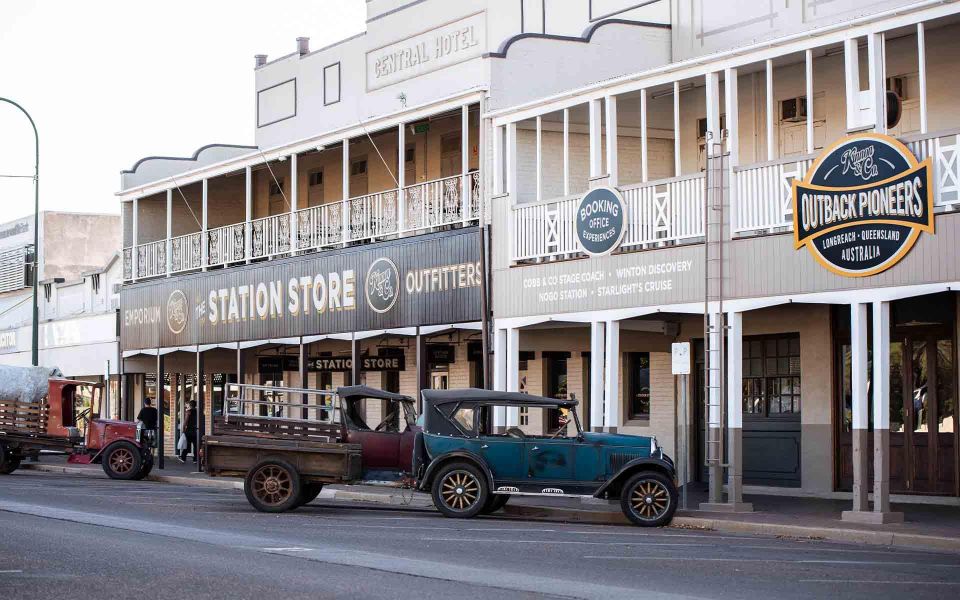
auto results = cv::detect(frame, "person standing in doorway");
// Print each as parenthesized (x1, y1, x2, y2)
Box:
(179, 400, 198, 463)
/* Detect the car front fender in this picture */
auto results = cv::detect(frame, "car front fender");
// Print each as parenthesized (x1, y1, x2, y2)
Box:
(593, 456, 677, 498)
(417, 450, 495, 492)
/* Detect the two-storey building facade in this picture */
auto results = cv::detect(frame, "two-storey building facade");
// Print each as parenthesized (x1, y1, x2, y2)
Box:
(119, 0, 959, 518)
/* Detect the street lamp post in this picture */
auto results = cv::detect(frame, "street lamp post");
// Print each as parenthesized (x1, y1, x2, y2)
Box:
(0, 97, 40, 366)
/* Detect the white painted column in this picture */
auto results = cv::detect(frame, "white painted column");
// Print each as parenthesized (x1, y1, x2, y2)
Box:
(725, 67, 739, 235)
(603, 320, 620, 432)
(605, 95, 618, 186)
(131, 197, 139, 281)
(492, 125, 503, 196)
(705, 72, 720, 158)
(201, 179, 208, 271)
(805, 49, 814, 155)
(461, 104, 470, 225)
(868, 32, 886, 134)
(705, 311, 723, 505)
(165, 190, 172, 277)
(398, 123, 407, 233)
(535, 115, 543, 202)
(562, 108, 570, 196)
(589, 321, 605, 432)
(871, 300, 901, 521)
(506, 122, 518, 200)
(493, 328, 507, 429)
(290, 153, 298, 256)
(244, 166, 252, 263)
(845, 303, 870, 516)
(505, 327, 520, 427)
(342, 138, 350, 245)
(765, 59, 775, 161)
(673, 81, 681, 177)
(917, 23, 928, 134)
(640, 88, 649, 183)
(844, 38, 861, 131)
(589, 98, 603, 179)
(726, 311, 751, 510)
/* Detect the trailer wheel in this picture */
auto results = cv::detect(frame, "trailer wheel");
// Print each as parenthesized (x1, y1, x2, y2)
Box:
(0, 444, 20, 475)
(102, 442, 143, 480)
(244, 460, 302, 513)
(295, 482, 324, 508)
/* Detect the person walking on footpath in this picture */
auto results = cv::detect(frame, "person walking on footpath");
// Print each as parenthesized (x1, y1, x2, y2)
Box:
(179, 400, 198, 463)
(136, 398, 158, 434)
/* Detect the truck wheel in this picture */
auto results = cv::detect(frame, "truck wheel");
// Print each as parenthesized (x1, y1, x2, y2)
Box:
(102, 442, 143, 480)
(481, 494, 509, 515)
(296, 482, 324, 508)
(0, 444, 20, 475)
(244, 460, 302, 513)
(620, 471, 677, 527)
(132, 454, 154, 481)
(431, 462, 488, 519)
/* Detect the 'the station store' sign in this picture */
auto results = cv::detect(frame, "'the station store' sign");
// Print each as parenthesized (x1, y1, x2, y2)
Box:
(792, 133, 934, 277)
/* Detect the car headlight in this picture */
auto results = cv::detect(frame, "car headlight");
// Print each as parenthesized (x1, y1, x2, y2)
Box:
(650, 436, 658, 454)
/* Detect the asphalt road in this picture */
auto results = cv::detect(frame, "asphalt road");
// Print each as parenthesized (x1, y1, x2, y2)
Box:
(0, 471, 958, 600)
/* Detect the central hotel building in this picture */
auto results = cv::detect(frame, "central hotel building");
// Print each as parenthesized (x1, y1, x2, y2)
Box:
(118, 0, 960, 518)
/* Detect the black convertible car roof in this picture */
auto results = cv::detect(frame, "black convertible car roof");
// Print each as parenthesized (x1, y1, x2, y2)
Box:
(337, 385, 412, 402)
(421, 388, 578, 408)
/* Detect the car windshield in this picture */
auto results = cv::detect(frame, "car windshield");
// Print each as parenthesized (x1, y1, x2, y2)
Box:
(346, 397, 416, 432)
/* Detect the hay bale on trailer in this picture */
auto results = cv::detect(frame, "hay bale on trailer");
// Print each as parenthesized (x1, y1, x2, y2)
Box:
(0, 365, 63, 403)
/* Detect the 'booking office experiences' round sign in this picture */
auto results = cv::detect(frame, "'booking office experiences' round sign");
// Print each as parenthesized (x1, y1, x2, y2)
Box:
(792, 133, 934, 277)
(575, 186, 627, 257)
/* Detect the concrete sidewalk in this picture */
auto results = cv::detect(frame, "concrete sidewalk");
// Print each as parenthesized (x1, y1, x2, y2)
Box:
(19, 458, 960, 552)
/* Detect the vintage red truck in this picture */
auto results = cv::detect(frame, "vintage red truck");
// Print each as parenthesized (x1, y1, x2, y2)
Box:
(0, 365, 155, 479)
(204, 384, 418, 511)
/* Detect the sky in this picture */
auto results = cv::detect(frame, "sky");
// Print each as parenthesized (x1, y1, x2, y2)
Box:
(0, 0, 365, 224)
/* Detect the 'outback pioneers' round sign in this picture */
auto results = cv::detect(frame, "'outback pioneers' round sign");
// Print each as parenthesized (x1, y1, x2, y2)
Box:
(792, 133, 934, 277)
(576, 186, 627, 256)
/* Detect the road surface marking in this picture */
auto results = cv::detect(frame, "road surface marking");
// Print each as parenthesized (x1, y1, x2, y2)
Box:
(422, 537, 703, 546)
(261, 547, 314, 552)
(583, 556, 960, 567)
(0, 570, 24, 574)
(800, 579, 960, 585)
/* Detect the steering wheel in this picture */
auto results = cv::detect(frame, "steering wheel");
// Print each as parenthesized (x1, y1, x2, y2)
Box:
(506, 427, 526, 439)
(76, 408, 92, 426)
(375, 420, 397, 433)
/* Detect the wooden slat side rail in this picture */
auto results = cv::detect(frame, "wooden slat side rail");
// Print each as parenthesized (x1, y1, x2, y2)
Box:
(212, 416, 341, 442)
(0, 401, 49, 434)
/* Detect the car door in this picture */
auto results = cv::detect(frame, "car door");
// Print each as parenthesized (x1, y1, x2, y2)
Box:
(342, 398, 401, 472)
(478, 434, 526, 486)
(526, 437, 575, 486)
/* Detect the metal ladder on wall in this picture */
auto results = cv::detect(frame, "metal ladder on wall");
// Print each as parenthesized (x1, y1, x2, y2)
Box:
(702, 137, 727, 503)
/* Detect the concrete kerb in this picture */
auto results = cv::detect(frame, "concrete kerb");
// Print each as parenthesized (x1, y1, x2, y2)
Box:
(18, 463, 960, 552)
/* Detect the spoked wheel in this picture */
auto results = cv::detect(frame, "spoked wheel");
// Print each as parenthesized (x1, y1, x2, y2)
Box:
(431, 462, 488, 519)
(102, 442, 143, 480)
(244, 460, 302, 513)
(620, 471, 677, 527)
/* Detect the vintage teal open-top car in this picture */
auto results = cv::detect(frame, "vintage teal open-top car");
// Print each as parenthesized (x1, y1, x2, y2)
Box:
(413, 389, 679, 527)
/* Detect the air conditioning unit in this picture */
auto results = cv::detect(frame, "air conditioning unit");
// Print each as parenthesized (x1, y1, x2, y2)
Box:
(781, 97, 808, 122)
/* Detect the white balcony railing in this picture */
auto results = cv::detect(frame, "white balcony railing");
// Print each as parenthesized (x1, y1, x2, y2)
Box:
(732, 155, 814, 236)
(170, 232, 202, 273)
(250, 213, 290, 259)
(206, 223, 246, 267)
(135, 240, 166, 279)
(123, 173, 481, 282)
(512, 173, 705, 262)
(903, 128, 960, 210)
(346, 189, 399, 242)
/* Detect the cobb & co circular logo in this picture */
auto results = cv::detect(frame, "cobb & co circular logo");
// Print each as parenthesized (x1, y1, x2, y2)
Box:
(575, 186, 627, 257)
(792, 133, 933, 277)
(166, 289, 188, 335)
(365, 257, 400, 314)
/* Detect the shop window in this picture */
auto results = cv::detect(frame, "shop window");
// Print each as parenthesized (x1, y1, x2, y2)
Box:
(742, 334, 801, 417)
(627, 352, 651, 420)
(519, 407, 529, 426)
(269, 178, 284, 196)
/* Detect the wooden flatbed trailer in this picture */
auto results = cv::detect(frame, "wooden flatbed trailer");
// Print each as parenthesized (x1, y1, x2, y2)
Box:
(203, 384, 363, 512)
